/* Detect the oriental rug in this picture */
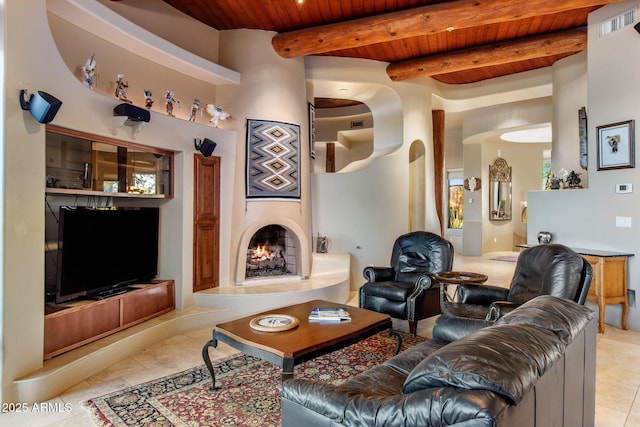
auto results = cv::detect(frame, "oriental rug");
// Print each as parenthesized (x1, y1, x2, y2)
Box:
(84, 331, 424, 427)
(246, 118, 300, 199)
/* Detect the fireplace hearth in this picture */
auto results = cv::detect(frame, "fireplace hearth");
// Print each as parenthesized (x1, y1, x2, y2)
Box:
(246, 225, 296, 278)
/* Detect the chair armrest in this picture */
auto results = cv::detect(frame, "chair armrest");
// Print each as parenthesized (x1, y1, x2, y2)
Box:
(363, 266, 395, 282)
(400, 272, 436, 290)
(458, 284, 509, 305)
(486, 301, 520, 321)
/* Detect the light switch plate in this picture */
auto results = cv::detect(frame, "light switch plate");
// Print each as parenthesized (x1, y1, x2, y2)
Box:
(616, 183, 633, 193)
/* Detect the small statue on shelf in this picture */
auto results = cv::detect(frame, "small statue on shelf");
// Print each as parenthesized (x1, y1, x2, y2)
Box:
(566, 170, 582, 188)
(115, 74, 132, 103)
(144, 89, 154, 110)
(82, 55, 97, 89)
(189, 99, 200, 122)
(206, 104, 230, 127)
(165, 90, 179, 116)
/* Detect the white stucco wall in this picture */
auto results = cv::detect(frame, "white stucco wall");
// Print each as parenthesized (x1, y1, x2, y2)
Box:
(528, 0, 640, 330)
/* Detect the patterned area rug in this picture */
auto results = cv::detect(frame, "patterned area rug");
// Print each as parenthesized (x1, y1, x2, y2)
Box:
(84, 331, 424, 426)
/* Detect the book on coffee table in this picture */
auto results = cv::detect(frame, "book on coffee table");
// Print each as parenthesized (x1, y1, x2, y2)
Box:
(308, 307, 351, 323)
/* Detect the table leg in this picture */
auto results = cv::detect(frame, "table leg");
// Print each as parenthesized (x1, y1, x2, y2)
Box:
(281, 358, 294, 383)
(622, 300, 630, 330)
(388, 328, 403, 355)
(201, 337, 219, 391)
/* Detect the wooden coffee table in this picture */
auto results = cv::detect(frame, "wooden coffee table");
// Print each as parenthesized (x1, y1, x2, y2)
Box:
(201, 299, 401, 390)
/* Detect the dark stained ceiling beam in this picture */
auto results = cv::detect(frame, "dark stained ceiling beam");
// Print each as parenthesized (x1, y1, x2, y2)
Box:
(387, 27, 588, 81)
(272, 0, 621, 58)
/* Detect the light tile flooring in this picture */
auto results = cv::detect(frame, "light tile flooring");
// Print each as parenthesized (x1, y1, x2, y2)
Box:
(3, 251, 640, 426)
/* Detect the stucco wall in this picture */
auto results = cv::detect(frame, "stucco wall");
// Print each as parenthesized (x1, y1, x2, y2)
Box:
(529, 0, 640, 330)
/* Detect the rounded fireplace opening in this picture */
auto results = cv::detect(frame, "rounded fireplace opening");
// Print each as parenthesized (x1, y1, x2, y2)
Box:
(245, 224, 297, 279)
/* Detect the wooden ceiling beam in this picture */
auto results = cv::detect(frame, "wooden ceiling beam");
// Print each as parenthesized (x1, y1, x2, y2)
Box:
(387, 27, 588, 81)
(272, 0, 620, 58)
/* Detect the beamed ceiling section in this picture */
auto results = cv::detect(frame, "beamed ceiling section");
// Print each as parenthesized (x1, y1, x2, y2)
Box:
(160, 0, 623, 84)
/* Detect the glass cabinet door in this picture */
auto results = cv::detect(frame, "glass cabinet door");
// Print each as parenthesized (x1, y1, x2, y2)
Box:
(46, 125, 173, 198)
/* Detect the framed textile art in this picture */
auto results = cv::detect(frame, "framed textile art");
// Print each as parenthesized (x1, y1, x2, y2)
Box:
(246, 119, 301, 199)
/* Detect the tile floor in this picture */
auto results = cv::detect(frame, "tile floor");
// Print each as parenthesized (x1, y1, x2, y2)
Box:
(2, 251, 640, 426)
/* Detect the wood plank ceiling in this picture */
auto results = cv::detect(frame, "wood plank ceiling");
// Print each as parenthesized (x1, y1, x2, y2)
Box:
(160, 0, 623, 84)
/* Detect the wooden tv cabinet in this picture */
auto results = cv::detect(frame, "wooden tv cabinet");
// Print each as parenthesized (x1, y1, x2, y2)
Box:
(44, 280, 175, 359)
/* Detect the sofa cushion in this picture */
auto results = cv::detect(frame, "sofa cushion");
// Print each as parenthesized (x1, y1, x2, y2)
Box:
(496, 295, 596, 342)
(383, 339, 448, 375)
(402, 323, 566, 404)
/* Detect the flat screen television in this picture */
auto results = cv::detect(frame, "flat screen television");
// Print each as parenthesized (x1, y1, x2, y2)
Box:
(55, 206, 159, 304)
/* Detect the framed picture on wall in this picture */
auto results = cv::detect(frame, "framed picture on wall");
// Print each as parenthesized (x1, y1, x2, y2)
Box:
(596, 120, 635, 170)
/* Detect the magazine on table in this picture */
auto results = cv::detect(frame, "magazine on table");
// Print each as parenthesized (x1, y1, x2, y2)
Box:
(308, 307, 352, 323)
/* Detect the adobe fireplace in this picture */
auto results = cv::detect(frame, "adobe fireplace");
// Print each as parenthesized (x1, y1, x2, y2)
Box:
(246, 225, 297, 278)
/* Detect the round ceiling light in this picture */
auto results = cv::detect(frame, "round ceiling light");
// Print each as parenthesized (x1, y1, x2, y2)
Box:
(500, 125, 552, 143)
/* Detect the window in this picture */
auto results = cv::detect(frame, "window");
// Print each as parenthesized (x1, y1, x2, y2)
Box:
(448, 172, 464, 229)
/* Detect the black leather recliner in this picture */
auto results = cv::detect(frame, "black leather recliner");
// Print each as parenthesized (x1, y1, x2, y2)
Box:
(359, 231, 454, 336)
(435, 243, 593, 341)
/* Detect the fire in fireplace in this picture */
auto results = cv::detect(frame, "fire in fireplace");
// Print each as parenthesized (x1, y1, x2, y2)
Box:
(246, 225, 297, 278)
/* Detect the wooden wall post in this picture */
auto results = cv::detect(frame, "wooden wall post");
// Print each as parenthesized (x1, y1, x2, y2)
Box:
(432, 110, 445, 235)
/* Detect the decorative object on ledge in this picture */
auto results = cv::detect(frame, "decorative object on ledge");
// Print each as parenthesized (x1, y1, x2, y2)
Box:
(488, 157, 512, 221)
(537, 231, 552, 244)
(206, 104, 230, 127)
(463, 177, 481, 192)
(597, 120, 635, 170)
(19, 90, 62, 124)
(114, 73, 132, 104)
(578, 107, 588, 169)
(165, 90, 179, 116)
(194, 138, 217, 157)
(83, 54, 97, 90)
(113, 103, 150, 139)
(566, 170, 582, 188)
(144, 89, 154, 109)
(246, 118, 301, 200)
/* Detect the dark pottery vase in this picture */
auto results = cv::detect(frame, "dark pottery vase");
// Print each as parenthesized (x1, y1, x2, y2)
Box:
(537, 231, 552, 244)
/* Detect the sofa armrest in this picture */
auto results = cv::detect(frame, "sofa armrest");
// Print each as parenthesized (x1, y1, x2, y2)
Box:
(458, 283, 509, 305)
(363, 266, 395, 282)
(432, 315, 494, 342)
(486, 301, 519, 321)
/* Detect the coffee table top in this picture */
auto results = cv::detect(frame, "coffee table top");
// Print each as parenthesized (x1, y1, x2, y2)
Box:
(214, 299, 391, 360)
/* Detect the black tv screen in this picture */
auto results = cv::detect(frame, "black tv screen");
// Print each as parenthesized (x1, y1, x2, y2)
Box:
(56, 206, 159, 304)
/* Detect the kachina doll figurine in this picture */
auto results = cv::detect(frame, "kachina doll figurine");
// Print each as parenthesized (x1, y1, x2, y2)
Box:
(144, 89, 154, 109)
(115, 74, 132, 103)
(165, 90, 179, 116)
(206, 104, 230, 127)
(189, 99, 200, 122)
(82, 55, 97, 89)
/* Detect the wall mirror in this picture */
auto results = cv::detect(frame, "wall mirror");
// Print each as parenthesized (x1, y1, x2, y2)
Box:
(489, 157, 512, 221)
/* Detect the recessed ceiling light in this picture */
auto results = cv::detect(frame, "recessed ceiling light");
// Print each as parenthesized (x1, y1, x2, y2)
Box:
(500, 126, 552, 143)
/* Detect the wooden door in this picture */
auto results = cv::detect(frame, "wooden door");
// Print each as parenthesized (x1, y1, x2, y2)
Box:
(193, 155, 220, 291)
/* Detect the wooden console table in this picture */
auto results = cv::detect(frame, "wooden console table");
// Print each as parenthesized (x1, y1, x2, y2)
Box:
(518, 245, 633, 333)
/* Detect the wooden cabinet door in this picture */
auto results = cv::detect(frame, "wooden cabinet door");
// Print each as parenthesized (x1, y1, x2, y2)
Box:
(193, 155, 220, 291)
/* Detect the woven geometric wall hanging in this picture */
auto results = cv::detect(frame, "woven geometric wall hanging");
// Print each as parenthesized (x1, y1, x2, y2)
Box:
(246, 118, 300, 199)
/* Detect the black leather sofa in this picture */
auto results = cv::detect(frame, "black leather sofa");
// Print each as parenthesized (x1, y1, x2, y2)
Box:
(281, 296, 596, 427)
